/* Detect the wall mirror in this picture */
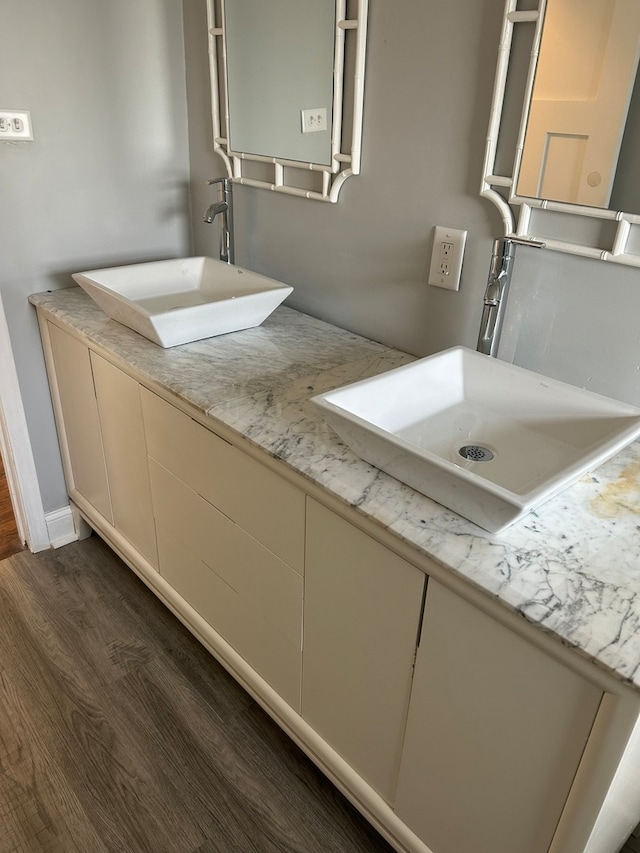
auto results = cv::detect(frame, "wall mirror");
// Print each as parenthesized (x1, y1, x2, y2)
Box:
(206, 0, 368, 202)
(481, 0, 640, 266)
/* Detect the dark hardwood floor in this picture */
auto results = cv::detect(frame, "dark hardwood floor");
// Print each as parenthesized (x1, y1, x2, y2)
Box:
(0, 535, 394, 853)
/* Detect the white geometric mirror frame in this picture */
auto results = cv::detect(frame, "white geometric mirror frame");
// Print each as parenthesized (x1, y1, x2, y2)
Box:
(206, 0, 368, 203)
(481, 0, 640, 267)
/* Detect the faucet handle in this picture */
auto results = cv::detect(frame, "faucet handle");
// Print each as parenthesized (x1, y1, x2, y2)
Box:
(503, 236, 546, 250)
(207, 177, 233, 203)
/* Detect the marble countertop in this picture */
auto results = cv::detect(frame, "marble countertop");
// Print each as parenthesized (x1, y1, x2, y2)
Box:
(31, 288, 640, 689)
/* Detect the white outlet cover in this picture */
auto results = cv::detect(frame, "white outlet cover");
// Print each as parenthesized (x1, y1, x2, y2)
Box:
(428, 225, 467, 290)
(0, 109, 33, 141)
(301, 107, 327, 134)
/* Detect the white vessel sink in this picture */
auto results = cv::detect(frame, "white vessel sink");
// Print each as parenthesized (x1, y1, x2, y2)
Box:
(312, 346, 640, 533)
(73, 257, 293, 347)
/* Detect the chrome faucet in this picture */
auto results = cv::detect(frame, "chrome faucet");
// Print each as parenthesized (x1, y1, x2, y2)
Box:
(477, 236, 544, 357)
(204, 177, 234, 264)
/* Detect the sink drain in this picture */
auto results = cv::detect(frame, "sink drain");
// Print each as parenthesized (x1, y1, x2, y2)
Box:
(458, 444, 494, 462)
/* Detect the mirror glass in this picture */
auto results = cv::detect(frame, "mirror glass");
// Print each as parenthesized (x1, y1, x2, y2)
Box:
(516, 0, 640, 210)
(481, 0, 640, 266)
(206, 0, 368, 202)
(224, 0, 335, 166)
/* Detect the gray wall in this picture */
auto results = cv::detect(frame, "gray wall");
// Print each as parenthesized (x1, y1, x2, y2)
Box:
(185, 0, 640, 406)
(0, 0, 191, 512)
(187, 0, 503, 358)
(4, 0, 640, 518)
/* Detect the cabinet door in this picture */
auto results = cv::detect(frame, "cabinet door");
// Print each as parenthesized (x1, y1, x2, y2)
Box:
(91, 353, 158, 568)
(303, 499, 425, 804)
(395, 579, 604, 853)
(47, 322, 113, 522)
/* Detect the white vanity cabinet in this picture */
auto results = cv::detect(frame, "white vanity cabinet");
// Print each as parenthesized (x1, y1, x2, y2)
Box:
(140, 388, 305, 710)
(303, 498, 425, 804)
(395, 579, 604, 853)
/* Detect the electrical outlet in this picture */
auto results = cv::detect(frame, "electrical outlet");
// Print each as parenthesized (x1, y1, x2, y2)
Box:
(301, 107, 327, 134)
(0, 110, 33, 141)
(439, 242, 454, 275)
(428, 226, 467, 290)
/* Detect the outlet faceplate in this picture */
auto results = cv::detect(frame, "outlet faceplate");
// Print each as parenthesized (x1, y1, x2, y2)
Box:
(428, 225, 467, 290)
(0, 110, 33, 141)
(301, 107, 327, 134)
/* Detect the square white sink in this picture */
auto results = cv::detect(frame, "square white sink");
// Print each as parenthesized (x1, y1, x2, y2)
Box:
(312, 346, 640, 533)
(72, 257, 293, 347)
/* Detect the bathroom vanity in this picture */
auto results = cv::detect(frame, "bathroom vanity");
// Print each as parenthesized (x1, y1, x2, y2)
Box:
(30, 287, 640, 853)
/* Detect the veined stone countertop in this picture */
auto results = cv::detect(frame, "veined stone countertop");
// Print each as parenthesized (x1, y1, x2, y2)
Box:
(31, 288, 640, 689)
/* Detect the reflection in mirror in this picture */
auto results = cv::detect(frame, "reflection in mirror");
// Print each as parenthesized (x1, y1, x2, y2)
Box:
(517, 0, 640, 209)
(225, 1, 335, 166)
(481, 0, 640, 267)
(206, 0, 369, 202)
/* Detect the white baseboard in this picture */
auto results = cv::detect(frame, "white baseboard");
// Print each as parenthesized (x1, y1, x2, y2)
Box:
(45, 505, 79, 549)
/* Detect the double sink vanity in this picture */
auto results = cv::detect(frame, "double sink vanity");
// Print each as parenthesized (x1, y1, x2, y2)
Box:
(29, 263, 640, 853)
(24, 0, 640, 849)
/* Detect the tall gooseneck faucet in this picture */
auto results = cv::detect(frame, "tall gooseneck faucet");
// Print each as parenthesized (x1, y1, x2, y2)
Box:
(477, 236, 544, 357)
(204, 177, 234, 264)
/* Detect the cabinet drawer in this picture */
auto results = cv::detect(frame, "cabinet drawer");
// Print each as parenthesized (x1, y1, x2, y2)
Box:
(141, 388, 304, 573)
(149, 459, 302, 708)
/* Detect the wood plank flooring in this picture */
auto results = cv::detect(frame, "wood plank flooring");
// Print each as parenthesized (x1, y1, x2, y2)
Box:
(0, 535, 394, 853)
